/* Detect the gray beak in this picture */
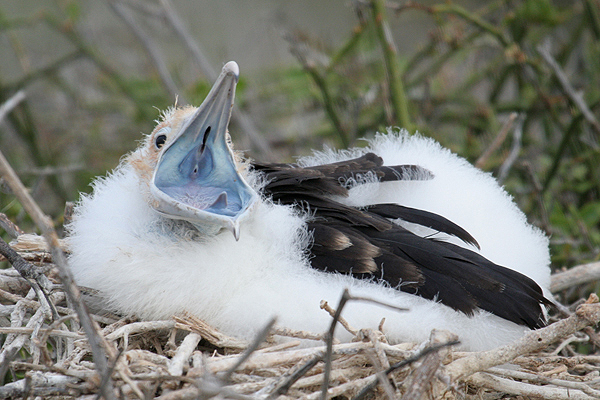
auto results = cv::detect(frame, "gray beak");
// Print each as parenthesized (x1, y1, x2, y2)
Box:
(150, 61, 257, 239)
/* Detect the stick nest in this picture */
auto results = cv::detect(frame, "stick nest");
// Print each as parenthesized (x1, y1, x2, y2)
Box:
(1, 233, 600, 400)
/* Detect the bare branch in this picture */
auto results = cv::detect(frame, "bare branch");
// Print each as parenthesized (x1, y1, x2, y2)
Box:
(118, 0, 163, 18)
(220, 317, 276, 383)
(475, 112, 518, 169)
(320, 299, 358, 336)
(446, 300, 600, 379)
(158, 0, 272, 157)
(158, 0, 217, 82)
(174, 315, 248, 350)
(371, 0, 411, 130)
(321, 288, 351, 400)
(486, 365, 600, 397)
(497, 114, 524, 183)
(0, 237, 57, 319)
(468, 371, 597, 399)
(264, 355, 322, 399)
(0, 212, 24, 238)
(0, 371, 80, 398)
(551, 262, 600, 292)
(108, 0, 184, 103)
(167, 332, 201, 377)
(0, 90, 26, 123)
(538, 43, 600, 135)
(352, 338, 459, 400)
(401, 330, 457, 400)
(0, 95, 117, 398)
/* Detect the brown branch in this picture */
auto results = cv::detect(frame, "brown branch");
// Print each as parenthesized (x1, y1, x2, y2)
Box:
(158, 0, 272, 158)
(320, 300, 358, 336)
(352, 339, 459, 400)
(538, 43, 600, 135)
(475, 112, 518, 169)
(321, 288, 351, 400)
(220, 317, 277, 383)
(0, 93, 117, 399)
(107, 0, 184, 103)
(371, 0, 411, 130)
(0, 237, 57, 321)
(0, 212, 24, 238)
(497, 114, 523, 183)
(446, 300, 600, 379)
(401, 330, 457, 400)
(0, 90, 26, 122)
(167, 332, 201, 377)
(468, 371, 597, 399)
(551, 262, 600, 292)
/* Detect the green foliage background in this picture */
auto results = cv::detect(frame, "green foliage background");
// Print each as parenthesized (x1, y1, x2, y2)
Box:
(1, 0, 599, 300)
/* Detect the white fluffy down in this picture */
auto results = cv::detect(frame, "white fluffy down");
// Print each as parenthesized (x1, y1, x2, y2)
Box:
(68, 131, 551, 351)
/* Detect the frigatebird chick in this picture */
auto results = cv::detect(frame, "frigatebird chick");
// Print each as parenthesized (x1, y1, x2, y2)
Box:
(68, 61, 552, 351)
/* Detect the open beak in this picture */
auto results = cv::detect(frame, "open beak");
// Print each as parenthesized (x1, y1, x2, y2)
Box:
(150, 61, 257, 239)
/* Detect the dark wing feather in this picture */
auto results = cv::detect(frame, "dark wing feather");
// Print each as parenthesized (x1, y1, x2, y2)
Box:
(253, 152, 433, 197)
(366, 203, 480, 249)
(252, 153, 550, 329)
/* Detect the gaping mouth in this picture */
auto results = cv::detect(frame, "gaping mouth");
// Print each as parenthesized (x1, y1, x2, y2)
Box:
(149, 61, 257, 238)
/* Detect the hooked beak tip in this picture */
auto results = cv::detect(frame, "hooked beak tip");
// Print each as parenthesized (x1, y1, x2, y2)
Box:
(223, 61, 239, 80)
(228, 220, 241, 241)
(233, 225, 240, 241)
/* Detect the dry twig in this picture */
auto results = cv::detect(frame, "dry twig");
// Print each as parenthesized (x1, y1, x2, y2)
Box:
(538, 43, 600, 135)
(446, 299, 600, 379)
(0, 91, 118, 400)
(475, 112, 518, 169)
(497, 114, 524, 183)
(551, 262, 600, 293)
(2, 225, 600, 399)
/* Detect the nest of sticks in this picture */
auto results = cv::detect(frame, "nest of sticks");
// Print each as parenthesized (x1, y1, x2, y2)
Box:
(0, 232, 600, 400)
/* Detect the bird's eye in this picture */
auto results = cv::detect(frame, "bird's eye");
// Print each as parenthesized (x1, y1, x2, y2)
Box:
(155, 134, 167, 149)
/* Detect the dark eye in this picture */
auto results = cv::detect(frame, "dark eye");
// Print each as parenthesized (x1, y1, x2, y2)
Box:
(155, 134, 167, 149)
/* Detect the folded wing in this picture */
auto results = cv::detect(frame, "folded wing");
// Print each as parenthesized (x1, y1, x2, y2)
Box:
(253, 152, 550, 329)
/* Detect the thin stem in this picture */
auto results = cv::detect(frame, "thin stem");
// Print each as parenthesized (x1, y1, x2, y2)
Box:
(406, 31, 479, 89)
(287, 32, 350, 147)
(108, 0, 184, 103)
(327, 6, 368, 73)
(158, 0, 272, 157)
(320, 289, 351, 400)
(538, 43, 600, 135)
(371, 0, 411, 130)
(432, 3, 510, 47)
(0, 93, 117, 400)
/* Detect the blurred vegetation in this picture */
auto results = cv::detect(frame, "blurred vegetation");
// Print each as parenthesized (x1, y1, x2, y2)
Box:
(1, 0, 600, 294)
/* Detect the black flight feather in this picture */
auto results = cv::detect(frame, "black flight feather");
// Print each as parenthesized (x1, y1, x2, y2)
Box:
(366, 203, 480, 249)
(252, 153, 550, 329)
(253, 152, 433, 198)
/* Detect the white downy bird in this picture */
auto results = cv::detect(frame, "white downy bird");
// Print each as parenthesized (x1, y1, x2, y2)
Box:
(68, 61, 552, 351)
